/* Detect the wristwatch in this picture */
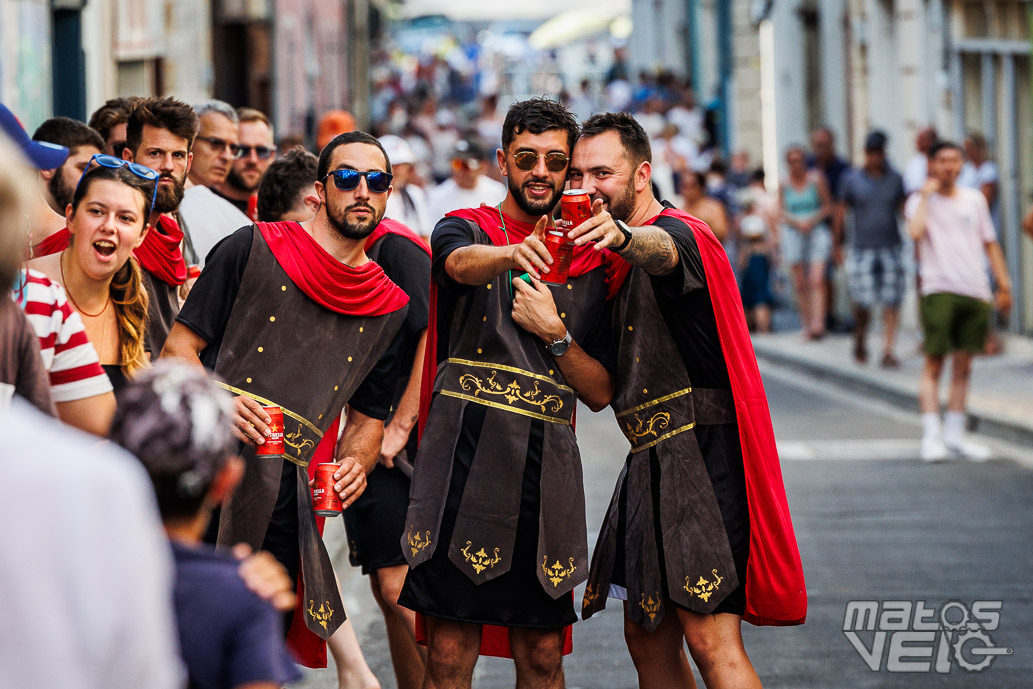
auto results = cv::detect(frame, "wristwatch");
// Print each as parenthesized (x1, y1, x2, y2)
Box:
(614, 219, 634, 251)
(547, 331, 572, 356)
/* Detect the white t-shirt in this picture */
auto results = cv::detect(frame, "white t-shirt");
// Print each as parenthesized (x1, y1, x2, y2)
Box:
(903, 153, 929, 195)
(385, 183, 433, 238)
(0, 400, 183, 689)
(426, 176, 507, 225)
(179, 185, 252, 267)
(904, 187, 997, 301)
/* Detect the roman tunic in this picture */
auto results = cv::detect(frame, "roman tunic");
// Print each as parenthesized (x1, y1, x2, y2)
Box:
(399, 206, 613, 654)
(583, 205, 807, 631)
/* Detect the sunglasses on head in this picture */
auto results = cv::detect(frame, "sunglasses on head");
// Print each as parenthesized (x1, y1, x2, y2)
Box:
(238, 144, 275, 160)
(198, 136, 244, 159)
(323, 169, 393, 194)
(75, 154, 160, 217)
(509, 150, 569, 172)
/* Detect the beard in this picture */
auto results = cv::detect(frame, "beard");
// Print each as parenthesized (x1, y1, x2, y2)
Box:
(152, 173, 186, 214)
(593, 177, 636, 223)
(226, 165, 261, 193)
(327, 199, 382, 240)
(507, 175, 563, 218)
(49, 171, 74, 211)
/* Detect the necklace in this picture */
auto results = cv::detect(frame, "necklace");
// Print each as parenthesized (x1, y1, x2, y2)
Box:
(60, 249, 111, 318)
(497, 203, 515, 300)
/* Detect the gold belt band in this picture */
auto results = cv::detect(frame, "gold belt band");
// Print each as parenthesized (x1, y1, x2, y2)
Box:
(616, 387, 693, 419)
(214, 381, 324, 440)
(439, 390, 572, 425)
(629, 422, 696, 453)
(448, 357, 574, 393)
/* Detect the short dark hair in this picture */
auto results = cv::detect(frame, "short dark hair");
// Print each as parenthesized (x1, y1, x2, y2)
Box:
(32, 117, 104, 155)
(579, 112, 652, 166)
(316, 130, 391, 182)
(126, 96, 199, 154)
(502, 97, 579, 153)
(258, 147, 318, 222)
(88, 97, 137, 141)
(928, 140, 963, 160)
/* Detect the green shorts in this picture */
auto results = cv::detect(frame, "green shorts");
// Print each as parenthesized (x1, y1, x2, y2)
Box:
(920, 292, 991, 356)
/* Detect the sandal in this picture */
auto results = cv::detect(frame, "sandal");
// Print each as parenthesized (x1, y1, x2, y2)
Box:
(880, 353, 900, 369)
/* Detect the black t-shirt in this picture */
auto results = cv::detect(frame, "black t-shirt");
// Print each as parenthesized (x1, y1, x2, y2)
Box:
(430, 216, 615, 372)
(176, 225, 402, 420)
(648, 209, 732, 390)
(170, 541, 301, 689)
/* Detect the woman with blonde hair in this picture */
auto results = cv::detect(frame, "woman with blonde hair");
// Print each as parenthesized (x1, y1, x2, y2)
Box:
(28, 157, 156, 392)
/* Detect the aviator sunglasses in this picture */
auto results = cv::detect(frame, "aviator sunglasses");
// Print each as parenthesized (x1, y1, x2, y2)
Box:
(237, 144, 275, 160)
(323, 169, 393, 194)
(509, 150, 569, 172)
(75, 154, 160, 217)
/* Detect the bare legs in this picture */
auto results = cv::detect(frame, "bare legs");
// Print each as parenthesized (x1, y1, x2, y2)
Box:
(327, 617, 381, 689)
(622, 605, 760, 689)
(370, 565, 426, 689)
(853, 305, 899, 365)
(791, 262, 827, 338)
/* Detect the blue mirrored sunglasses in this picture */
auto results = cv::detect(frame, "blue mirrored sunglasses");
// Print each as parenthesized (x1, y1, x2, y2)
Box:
(75, 154, 160, 217)
(324, 169, 393, 194)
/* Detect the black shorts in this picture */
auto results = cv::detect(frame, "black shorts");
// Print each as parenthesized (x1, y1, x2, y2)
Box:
(343, 462, 412, 574)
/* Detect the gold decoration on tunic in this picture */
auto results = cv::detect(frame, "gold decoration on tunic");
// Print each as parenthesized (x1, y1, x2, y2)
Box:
(582, 584, 600, 608)
(458, 371, 563, 414)
(406, 527, 431, 557)
(541, 556, 577, 587)
(307, 599, 334, 630)
(461, 541, 502, 574)
(285, 423, 315, 456)
(624, 411, 671, 440)
(684, 569, 723, 602)
(639, 592, 662, 621)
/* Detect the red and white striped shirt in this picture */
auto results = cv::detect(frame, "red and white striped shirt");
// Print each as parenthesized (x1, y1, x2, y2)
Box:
(12, 269, 113, 402)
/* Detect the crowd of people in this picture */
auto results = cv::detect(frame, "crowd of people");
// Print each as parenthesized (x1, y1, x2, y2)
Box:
(0, 61, 1017, 687)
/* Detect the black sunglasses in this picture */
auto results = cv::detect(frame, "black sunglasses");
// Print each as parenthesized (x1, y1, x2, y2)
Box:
(238, 144, 275, 160)
(510, 150, 569, 172)
(198, 136, 244, 159)
(323, 169, 393, 194)
(75, 154, 159, 217)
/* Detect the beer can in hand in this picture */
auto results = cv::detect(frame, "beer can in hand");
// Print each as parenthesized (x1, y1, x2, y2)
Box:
(312, 463, 344, 516)
(255, 405, 285, 456)
(559, 189, 592, 233)
(541, 230, 572, 284)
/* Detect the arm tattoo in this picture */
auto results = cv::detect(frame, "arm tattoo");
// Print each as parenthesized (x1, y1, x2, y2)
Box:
(619, 227, 679, 276)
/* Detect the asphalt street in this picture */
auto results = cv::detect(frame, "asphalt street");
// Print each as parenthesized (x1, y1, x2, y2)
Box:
(296, 361, 1032, 688)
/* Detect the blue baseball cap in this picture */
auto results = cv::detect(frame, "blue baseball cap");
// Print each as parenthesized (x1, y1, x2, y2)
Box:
(0, 103, 69, 170)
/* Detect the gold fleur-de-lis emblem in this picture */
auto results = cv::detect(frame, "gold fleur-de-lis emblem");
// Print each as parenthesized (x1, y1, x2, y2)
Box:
(406, 526, 431, 557)
(461, 541, 501, 574)
(458, 372, 563, 413)
(307, 599, 334, 630)
(541, 556, 577, 587)
(625, 411, 670, 440)
(639, 592, 662, 621)
(684, 569, 723, 602)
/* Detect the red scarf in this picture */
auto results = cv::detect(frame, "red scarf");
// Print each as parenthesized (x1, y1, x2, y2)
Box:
(364, 217, 431, 256)
(649, 207, 807, 626)
(30, 215, 187, 287)
(135, 215, 187, 286)
(257, 221, 408, 316)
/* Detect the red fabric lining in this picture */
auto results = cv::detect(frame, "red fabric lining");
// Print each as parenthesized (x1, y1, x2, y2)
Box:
(257, 221, 408, 317)
(364, 217, 431, 256)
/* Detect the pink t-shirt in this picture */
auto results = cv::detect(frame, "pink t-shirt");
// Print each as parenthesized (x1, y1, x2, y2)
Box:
(905, 187, 996, 301)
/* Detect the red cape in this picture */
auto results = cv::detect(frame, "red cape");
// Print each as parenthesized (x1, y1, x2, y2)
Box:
(30, 216, 188, 287)
(256, 221, 408, 316)
(622, 206, 807, 626)
(415, 205, 610, 658)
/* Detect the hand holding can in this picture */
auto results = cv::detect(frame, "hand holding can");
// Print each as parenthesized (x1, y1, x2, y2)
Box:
(312, 463, 343, 516)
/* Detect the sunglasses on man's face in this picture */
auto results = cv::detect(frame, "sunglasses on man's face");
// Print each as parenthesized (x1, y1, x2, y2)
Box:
(198, 136, 244, 159)
(509, 150, 569, 173)
(75, 154, 160, 217)
(238, 144, 275, 160)
(324, 169, 393, 194)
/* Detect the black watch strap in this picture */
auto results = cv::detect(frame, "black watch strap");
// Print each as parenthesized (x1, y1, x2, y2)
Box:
(614, 220, 633, 251)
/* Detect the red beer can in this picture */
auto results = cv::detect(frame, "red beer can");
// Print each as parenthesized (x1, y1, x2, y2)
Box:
(312, 463, 343, 516)
(541, 230, 572, 284)
(255, 405, 285, 456)
(559, 189, 593, 233)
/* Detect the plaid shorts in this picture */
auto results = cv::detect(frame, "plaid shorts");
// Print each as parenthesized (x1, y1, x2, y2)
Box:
(845, 247, 905, 307)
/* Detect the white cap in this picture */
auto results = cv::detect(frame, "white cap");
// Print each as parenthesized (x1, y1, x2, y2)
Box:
(379, 134, 415, 166)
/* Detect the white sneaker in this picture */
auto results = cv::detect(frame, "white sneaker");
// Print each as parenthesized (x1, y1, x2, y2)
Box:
(946, 438, 992, 463)
(920, 437, 949, 463)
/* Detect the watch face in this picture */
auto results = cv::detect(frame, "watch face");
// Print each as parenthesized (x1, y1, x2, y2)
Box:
(549, 339, 570, 356)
